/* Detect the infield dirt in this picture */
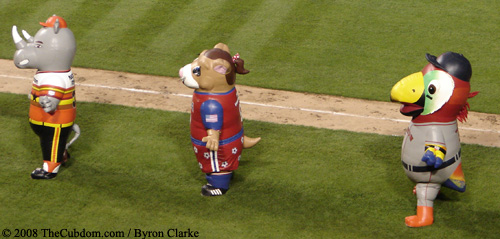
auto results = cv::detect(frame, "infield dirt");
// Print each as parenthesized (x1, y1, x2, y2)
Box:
(1, 59, 499, 147)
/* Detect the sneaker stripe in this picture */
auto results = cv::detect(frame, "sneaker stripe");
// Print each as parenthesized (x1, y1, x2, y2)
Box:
(201, 184, 226, 196)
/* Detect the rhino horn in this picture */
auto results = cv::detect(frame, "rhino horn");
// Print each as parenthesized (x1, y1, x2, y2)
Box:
(21, 30, 34, 43)
(11, 25, 27, 49)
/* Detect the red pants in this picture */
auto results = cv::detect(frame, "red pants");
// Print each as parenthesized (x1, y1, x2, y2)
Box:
(192, 136, 243, 173)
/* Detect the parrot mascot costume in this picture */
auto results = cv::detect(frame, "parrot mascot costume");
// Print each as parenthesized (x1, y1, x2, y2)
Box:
(390, 52, 478, 227)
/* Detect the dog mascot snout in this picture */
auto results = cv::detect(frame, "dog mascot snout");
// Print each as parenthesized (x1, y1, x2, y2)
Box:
(180, 43, 261, 196)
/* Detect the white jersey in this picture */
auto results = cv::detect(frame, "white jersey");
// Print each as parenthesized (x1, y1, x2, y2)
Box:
(401, 121, 462, 183)
(33, 70, 75, 90)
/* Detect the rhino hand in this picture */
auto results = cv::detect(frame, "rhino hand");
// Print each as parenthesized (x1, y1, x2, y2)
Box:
(39, 96, 60, 113)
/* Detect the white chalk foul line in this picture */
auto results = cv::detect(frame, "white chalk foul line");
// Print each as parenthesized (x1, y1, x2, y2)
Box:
(0, 74, 30, 80)
(239, 101, 410, 123)
(1, 74, 498, 134)
(78, 83, 411, 124)
(78, 83, 192, 98)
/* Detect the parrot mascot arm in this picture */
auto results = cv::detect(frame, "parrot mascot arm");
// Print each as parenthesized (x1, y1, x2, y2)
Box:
(422, 144, 446, 168)
(421, 125, 447, 169)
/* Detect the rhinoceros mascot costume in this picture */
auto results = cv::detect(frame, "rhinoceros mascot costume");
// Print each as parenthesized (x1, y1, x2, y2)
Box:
(12, 15, 80, 179)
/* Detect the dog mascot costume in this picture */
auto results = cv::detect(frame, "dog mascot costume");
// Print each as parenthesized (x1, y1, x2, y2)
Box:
(12, 15, 80, 179)
(179, 43, 261, 196)
(390, 52, 478, 227)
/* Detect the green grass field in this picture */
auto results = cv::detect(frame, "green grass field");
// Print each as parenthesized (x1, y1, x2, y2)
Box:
(1, 1, 500, 238)
(0, 0, 499, 113)
(1, 93, 499, 238)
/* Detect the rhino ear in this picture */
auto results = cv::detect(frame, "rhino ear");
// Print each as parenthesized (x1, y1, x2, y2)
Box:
(54, 19, 60, 34)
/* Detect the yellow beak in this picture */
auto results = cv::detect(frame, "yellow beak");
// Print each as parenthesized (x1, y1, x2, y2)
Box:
(390, 72, 425, 104)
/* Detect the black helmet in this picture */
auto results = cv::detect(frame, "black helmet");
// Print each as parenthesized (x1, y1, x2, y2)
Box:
(425, 52, 472, 82)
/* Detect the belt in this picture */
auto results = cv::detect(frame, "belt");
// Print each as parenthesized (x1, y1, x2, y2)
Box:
(191, 128, 244, 146)
(402, 149, 461, 172)
(29, 118, 74, 128)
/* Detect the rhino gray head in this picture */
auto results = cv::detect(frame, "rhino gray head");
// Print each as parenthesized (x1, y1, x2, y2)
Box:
(12, 15, 76, 71)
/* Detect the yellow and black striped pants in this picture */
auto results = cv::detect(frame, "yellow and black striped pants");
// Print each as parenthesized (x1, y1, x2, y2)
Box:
(30, 121, 73, 163)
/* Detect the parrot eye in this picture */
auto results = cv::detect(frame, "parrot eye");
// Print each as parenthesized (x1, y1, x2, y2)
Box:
(421, 70, 455, 115)
(428, 84, 436, 94)
(192, 66, 201, 76)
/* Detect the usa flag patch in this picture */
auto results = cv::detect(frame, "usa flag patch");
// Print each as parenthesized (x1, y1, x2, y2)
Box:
(206, 114, 218, 123)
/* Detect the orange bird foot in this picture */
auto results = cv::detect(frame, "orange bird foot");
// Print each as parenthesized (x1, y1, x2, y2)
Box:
(405, 206, 433, 227)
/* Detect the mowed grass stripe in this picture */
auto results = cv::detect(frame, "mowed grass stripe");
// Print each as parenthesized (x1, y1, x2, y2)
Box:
(172, 1, 270, 66)
(0, 0, 45, 28)
(0, 0, 83, 42)
(18, 0, 86, 28)
(64, 1, 122, 39)
(225, 0, 300, 61)
(76, 0, 158, 68)
(144, 0, 231, 75)
(242, 1, 338, 92)
(79, 0, 158, 40)
(98, 1, 189, 75)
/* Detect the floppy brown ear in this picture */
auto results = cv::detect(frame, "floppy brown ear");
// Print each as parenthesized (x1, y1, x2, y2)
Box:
(214, 43, 230, 53)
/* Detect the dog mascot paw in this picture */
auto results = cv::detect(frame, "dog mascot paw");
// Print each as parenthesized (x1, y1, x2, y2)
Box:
(391, 52, 478, 227)
(179, 43, 261, 196)
(12, 15, 80, 179)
